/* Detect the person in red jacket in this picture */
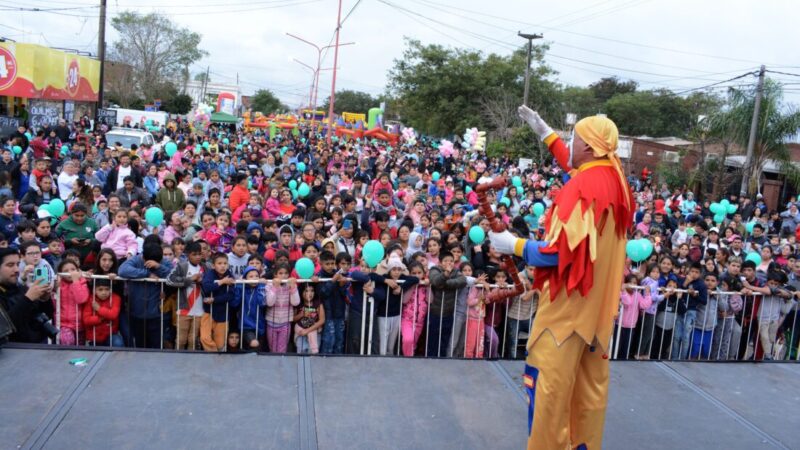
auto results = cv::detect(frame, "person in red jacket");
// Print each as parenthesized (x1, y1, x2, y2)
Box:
(264, 225, 303, 264)
(82, 279, 123, 347)
(227, 173, 251, 213)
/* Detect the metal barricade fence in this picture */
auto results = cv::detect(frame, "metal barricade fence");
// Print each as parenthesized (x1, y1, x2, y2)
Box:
(51, 272, 799, 361)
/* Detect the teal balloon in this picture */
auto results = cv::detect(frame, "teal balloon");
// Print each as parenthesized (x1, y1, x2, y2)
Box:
(145, 119, 153, 126)
(92, 203, 99, 215)
(222, 138, 230, 145)
(202, 141, 210, 149)
(532, 203, 545, 216)
(295, 257, 315, 279)
(512, 176, 522, 187)
(465, 186, 472, 194)
(665, 206, 672, 215)
(720, 199, 730, 209)
(432, 171, 440, 182)
(468, 226, 485, 245)
(24, 132, 32, 140)
(60, 145, 69, 156)
(301, 138, 306, 144)
(298, 183, 310, 198)
(12, 145, 22, 155)
(726, 203, 737, 214)
(709, 203, 722, 214)
(638, 239, 654, 260)
(499, 197, 510, 207)
(713, 213, 725, 224)
(248, 179, 253, 190)
(144, 207, 164, 227)
(243, 139, 249, 145)
(362, 240, 385, 268)
(289, 180, 298, 190)
(746, 221, 756, 234)
(164, 142, 177, 157)
(297, 162, 307, 173)
(236, 144, 243, 150)
(47, 199, 65, 217)
(745, 252, 762, 265)
(291, 189, 298, 200)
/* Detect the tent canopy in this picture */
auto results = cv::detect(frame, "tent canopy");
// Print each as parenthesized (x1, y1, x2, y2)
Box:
(210, 111, 238, 123)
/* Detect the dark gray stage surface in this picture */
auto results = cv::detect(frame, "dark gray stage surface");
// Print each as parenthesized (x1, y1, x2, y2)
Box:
(1, 347, 796, 449)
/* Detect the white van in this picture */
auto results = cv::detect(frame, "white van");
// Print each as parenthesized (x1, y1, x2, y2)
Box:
(105, 128, 157, 151)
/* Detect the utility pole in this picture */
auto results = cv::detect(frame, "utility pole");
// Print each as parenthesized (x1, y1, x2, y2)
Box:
(518, 32, 543, 107)
(201, 65, 210, 104)
(327, 0, 344, 147)
(739, 65, 766, 197)
(96, 0, 107, 117)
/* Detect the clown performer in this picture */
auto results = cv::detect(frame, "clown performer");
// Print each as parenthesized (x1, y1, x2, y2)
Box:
(489, 106, 634, 450)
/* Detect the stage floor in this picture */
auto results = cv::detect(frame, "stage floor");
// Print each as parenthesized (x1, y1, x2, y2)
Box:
(1, 347, 796, 449)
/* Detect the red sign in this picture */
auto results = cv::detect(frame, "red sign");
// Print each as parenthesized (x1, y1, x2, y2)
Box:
(0, 47, 18, 91)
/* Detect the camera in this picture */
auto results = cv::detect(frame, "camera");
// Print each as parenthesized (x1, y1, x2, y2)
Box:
(33, 313, 60, 340)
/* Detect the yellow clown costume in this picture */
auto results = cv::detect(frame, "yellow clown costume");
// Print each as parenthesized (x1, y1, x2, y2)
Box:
(495, 115, 633, 450)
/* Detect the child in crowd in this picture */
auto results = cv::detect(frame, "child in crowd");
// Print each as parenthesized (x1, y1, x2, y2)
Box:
(505, 265, 537, 360)
(82, 279, 123, 347)
(317, 251, 348, 354)
(227, 236, 251, 279)
(95, 209, 138, 261)
(370, 255, 419, 355)
(654, 276, 681, 359)
(672, 262, 707, 360)
(758, 270, 796, 359)
(294, 283, 325, 354)
(200, 252, 237, 352)
(711, 275, 743, 360)
(202, 212, 235, 253)
(637, 263, 663, 359)
(427, 251, 467, 357)
(484, 269, 511, 359)
(236, 266, 268, 351)
(691, 272, 720, 359)
(166, 241, 205, 350)
(56, 259, 89, 345)
(400, 261, 429, 357)
(265, 263, 300, 353)
(465, 271, 489, 359)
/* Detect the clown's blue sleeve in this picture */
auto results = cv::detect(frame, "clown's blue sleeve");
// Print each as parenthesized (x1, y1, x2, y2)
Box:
(520, 240, 559, 267)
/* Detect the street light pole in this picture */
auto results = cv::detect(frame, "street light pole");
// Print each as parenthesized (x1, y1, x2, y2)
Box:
(96, 0, 107, 120)
(285, 31, 354, 131)
(326, 0, 344, 147)
(518, 32, 543, 107)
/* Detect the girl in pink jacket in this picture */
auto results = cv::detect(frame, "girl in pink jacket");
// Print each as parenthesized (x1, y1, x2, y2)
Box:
(400, 262, 429, 357)
(616, 274, 652, 360)
(266, 264, 300, 353)
(95, 209, 138, 260)
(56, 259, 89, 345)
(264, 187, 282, 219)
(464, 277, 490, 359)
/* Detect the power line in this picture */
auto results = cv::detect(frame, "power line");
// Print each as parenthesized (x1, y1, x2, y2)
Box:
(2, 0, 321, 18)
(0, 4, 98, 11)
(766, 69, 800, 78)
(672, 71, 758, 95)
(413, 0, 783, 66)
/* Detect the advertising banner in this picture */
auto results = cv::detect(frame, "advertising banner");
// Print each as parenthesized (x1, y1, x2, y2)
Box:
(0, 42, 100, 101)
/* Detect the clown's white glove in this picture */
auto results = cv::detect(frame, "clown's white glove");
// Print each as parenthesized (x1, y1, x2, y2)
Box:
(518, 105, 553, 142)
(489, 229, 523, 257)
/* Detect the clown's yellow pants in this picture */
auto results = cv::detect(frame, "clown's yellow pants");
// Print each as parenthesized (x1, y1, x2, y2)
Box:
(524, 332, 608, 450)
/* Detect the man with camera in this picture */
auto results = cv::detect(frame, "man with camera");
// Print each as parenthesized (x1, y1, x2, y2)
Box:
(0, 248, 57, 344)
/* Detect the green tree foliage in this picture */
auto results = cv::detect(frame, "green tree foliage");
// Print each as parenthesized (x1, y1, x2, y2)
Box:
(250, 89, 283, 114)
(322, 90, 376, 115)
(162, 92, 193, 115)
(589, 77, 638, 103)
(109, 12, 207, 101)
(715, 79, 800, 194)
(388, 38, 558, 136)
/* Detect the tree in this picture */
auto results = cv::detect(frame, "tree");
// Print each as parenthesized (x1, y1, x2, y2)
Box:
(387, 38, 558, 136)
(589, 77, 637, 103)
(322, 90, 376, 115)
(109, 11, 207, 102)
(194, 72, 210, 83)
(250, 89, 283, 114)
(162, 92, 193, 115)
(721, 79, 800, 195)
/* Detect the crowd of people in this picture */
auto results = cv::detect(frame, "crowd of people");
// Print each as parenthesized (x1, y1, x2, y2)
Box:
(0, 116, 798, 361)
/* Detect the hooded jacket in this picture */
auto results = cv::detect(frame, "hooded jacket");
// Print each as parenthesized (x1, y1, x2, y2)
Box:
(119, 255, 174, 319)
(155, 173, 186, 214)
(236, 266, 268, 333)
(264, 225, 302, 262)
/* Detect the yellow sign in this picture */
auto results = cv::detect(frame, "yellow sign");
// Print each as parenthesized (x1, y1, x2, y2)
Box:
(342, 112, 365, 124)
(0, 42, 100, 101)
